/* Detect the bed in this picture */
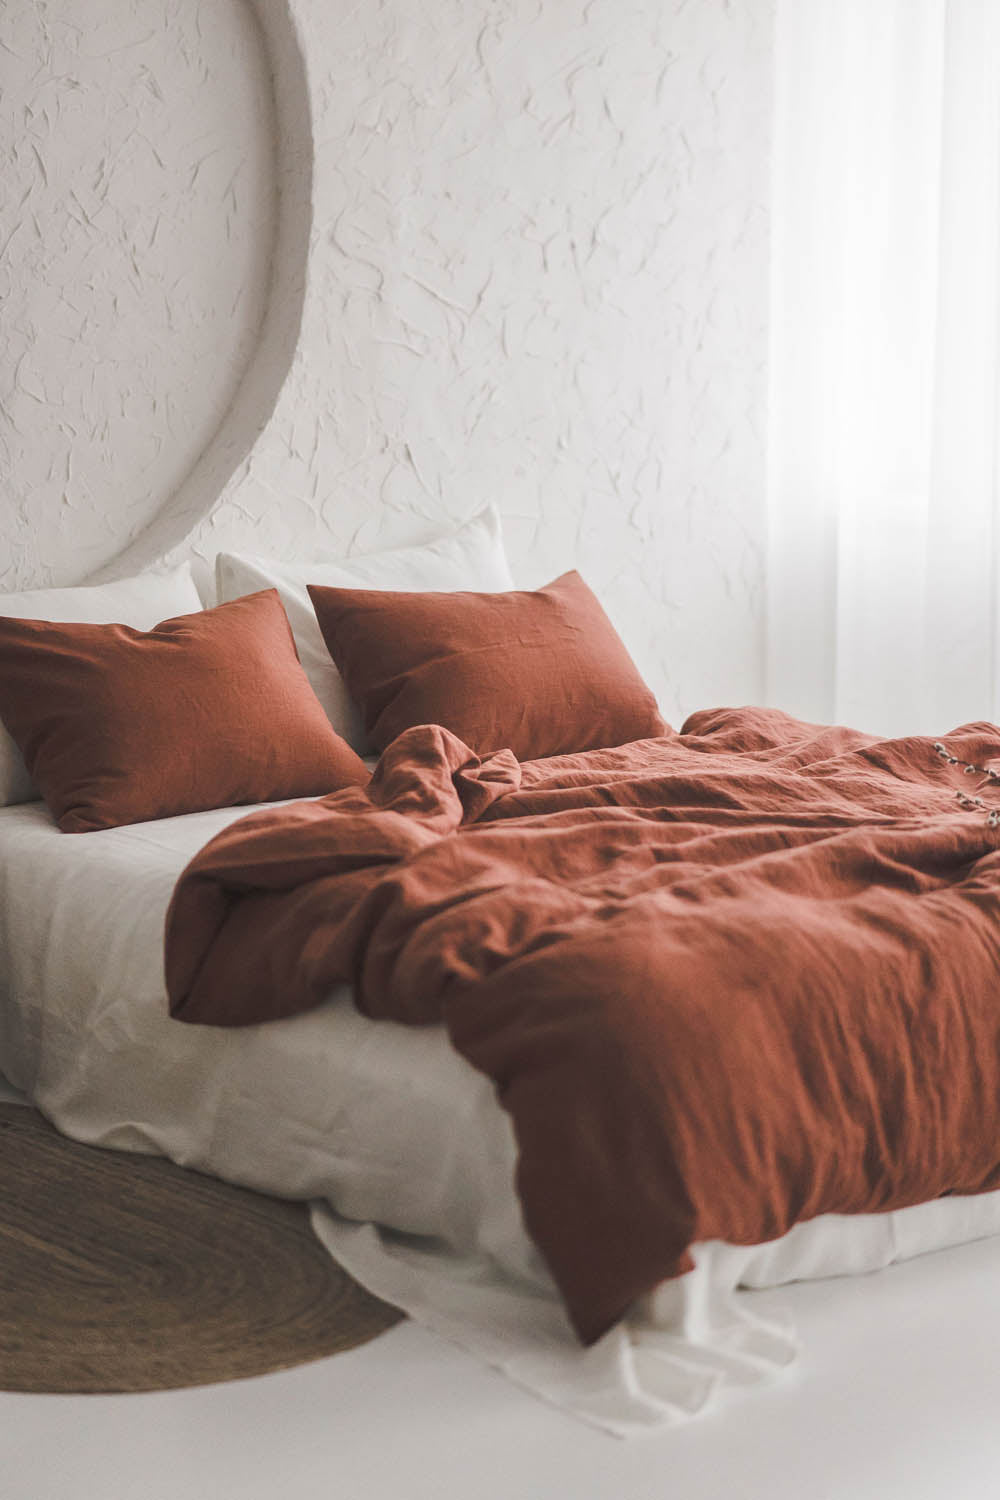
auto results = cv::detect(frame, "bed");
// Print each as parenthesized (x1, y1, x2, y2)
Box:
(6, 789, 1000, 1435)
(0, 791, 770, 1430)
(3, 523, 1000, 1436)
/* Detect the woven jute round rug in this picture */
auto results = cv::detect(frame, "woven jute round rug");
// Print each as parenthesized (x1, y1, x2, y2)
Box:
(0, 1104, 403, 1394)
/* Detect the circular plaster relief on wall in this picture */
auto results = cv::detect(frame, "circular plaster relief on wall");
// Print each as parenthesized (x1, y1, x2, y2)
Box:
(0, 0, 278, 588)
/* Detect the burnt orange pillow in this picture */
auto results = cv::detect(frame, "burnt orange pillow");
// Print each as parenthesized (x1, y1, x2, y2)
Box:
(0, 589, 370, 832)
(307, 570, 666, 761)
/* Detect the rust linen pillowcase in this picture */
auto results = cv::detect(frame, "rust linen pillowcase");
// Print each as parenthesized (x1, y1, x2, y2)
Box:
(307, 570, 667, 761)
(0, 589, 370, 833)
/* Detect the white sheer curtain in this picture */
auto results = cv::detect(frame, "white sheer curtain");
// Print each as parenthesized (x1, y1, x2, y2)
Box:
(766, 0, 1000, 737)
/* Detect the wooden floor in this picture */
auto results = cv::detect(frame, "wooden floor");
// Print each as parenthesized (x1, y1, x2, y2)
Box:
(3, 1070, 1000, 1500)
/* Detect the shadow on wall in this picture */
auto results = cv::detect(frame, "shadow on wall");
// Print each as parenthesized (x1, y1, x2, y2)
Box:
(93, 0, 312, 587)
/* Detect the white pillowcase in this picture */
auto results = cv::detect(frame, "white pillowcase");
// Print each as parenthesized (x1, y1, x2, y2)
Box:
(0, 564, 204, 807)
(215, 507, 515, 751)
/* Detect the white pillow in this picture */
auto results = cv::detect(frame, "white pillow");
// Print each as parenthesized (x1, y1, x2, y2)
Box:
(215, 507, 515, 751)
(0, 563, 204, 806)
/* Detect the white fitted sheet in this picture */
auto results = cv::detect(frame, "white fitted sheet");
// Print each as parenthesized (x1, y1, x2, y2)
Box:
(3, 797, 1000, 1435)
(0, 799, 531, 1264)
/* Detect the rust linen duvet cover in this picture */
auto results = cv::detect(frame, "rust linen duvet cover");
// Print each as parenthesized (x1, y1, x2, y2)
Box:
(165, 706, 1000, 1346)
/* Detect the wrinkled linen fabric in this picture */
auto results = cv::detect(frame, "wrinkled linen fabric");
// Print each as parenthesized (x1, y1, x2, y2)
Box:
(307, 569, 666, 759)
(0, 590, 368, 832)
(0, 563, 204, 807)
(168, 707, 1000, 1345)
(7, 710, 1000, 1432)
(215, 504, 515, 752)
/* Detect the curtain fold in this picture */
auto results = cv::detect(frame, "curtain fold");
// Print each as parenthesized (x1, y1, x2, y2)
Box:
(766, 0, 1000, 736)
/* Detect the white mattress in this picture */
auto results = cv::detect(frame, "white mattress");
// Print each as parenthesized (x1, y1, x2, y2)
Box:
(4, 797, 1000, 1436)
(0, 798, 534, 1265)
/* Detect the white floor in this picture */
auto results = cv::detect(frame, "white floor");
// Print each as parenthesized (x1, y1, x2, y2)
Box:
(4, 1070, 1000, 1500)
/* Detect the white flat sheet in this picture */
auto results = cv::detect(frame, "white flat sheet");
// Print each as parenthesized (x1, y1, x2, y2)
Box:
(3, 798, 1000, 1435)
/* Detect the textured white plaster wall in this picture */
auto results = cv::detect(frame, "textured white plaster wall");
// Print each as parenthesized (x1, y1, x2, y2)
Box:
(0, 0, 277, 586)
(1, 0, 773, 722)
